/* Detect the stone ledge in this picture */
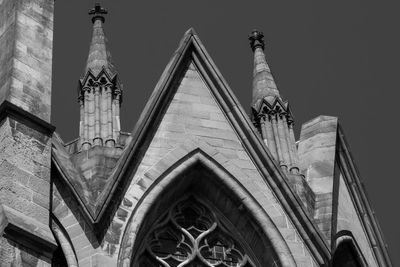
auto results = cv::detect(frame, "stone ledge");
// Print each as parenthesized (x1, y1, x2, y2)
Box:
(0, 204, 57, 258)
(0, 100, 55, 136)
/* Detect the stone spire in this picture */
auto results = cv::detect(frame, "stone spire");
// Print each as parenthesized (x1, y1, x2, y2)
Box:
(249, 30, 279, 111)
(78, 3, 122, 150)
(249, 30, 299, 173)
(85, 3, 116, 77)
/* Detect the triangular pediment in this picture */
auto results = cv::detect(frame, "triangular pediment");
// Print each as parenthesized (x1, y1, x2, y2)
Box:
(51, 29, 330, 261)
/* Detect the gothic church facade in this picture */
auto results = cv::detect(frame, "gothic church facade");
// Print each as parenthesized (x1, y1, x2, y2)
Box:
(0, 1, 393, 266)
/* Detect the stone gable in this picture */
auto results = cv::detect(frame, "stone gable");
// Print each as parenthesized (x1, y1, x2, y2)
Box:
(107, 62, 318, 267)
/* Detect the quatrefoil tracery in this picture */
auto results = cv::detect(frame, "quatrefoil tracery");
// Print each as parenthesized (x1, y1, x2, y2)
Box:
(139, 197, 256, 267)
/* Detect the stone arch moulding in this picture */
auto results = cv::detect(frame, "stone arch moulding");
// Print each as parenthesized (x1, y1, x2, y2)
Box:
(332, 230, 368, 267)
(118, 148, 297, 267)
(51, 217, 79, 267)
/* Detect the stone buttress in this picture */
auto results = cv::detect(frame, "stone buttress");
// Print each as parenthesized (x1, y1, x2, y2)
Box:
(51, 4, 131, 234)
(0, 0, 56, 265)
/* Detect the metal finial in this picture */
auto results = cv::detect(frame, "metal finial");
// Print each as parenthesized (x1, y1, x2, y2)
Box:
(89, 3, 108, 23)
(248, 30, 265, 51)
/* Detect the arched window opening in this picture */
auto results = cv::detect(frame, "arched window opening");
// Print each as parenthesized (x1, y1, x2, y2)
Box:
(138, 196, 255, 267)
(124, 159, 288, 267)
(332, 241, 363, 267)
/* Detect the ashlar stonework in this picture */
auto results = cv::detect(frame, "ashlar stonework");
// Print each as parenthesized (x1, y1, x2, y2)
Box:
(0, 2, 393, 267)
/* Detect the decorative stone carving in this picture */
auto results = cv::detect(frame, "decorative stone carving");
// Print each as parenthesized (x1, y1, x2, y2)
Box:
(138, 197, 256, 267)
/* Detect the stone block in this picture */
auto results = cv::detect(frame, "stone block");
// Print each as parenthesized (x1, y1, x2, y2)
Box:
(0, 205, 56, 258)
(67, 223, 84, 240)
(286, 241, 304, 256)
(61, 214, 78, 228)
(0, 0, 54, 122)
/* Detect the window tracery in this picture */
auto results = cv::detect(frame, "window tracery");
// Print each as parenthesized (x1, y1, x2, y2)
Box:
(138, 197, 256, 267)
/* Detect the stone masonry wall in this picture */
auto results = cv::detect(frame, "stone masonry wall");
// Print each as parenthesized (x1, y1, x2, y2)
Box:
(52, 62, 320, 266)
(0, 117, 54, 265)
(0, 236, 50, 266)
(336, 172, 378, 266)
(106, 63, 318, 267)
(0, 0, 54, 122)
(0, 0, 55, 264)
(298, 116, 338, 242)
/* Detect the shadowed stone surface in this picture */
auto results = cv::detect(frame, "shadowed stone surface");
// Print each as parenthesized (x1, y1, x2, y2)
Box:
(0, 0, 54, 122)
(336, 172, 378, 266)
(0, 1, 55, 264)
(298, 116, 338, 241)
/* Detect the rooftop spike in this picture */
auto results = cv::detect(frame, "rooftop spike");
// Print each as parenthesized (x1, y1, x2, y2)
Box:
(85, 3, 116, 77)
(249, 30, 280, 111)
(78, 3, 122, 150)
(249, 30, 299, 175)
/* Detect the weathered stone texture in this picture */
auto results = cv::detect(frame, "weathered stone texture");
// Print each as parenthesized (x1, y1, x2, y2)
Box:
(0, 236, 50, 266)
(0, 117, 54, 264)
(298, 116, 338, 240)
(0, 2, 391, 264)
(0, 0, 54, 122)
(71, 146, 123, 213)
(0, 118, 51, 224)
(106, 62, 317, 267)
(52, 177, 102, 266)
(336, 172, 378, 266)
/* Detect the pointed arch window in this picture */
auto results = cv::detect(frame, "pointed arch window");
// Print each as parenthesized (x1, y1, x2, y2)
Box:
(138, 197, 256, 267)
(121, 156, 291, 266)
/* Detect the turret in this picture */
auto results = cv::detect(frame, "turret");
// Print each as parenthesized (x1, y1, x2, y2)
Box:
(249, 30, 299, 174)
(78, 3, 122, 151)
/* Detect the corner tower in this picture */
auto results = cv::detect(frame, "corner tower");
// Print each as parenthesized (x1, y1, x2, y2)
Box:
(249, 30, 299, 174)
(78, 3, 122, 150)
(0, 0, 57, 263)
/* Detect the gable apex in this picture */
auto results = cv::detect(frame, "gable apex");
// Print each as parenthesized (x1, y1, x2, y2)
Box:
(51, 29, 329, 263)
(112, 29, 331, 264)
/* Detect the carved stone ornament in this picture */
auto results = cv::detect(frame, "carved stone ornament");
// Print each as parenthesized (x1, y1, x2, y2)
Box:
(137, 197, 256, 267)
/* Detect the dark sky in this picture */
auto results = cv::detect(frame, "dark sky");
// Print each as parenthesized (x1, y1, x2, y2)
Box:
(52, 1, 399, 264)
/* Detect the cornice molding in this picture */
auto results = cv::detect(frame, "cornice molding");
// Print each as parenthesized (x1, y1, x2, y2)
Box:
(0, 205, 57, 259)
(0, 100, 55, 136)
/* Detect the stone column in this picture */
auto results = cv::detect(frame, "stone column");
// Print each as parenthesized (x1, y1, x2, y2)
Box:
(82, 90, 91, 150)
(79, 96, 84, 147)
(106, 88, 114, 147)
(288, 122, 299, 170)
(259, 115, 268, 146)
(282, 115, 293, 167)
(112, 94, 121, 144)
(264, 115, 278, 159)
(277, 114, 290, 171)
(94, 86, 101, 146)
(88, 90, 95, 143)
(271, 113, 283, 165)
(100, 86, 108, 142)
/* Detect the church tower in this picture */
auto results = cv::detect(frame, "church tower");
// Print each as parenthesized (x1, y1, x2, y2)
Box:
(78, 3, 122, 150)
